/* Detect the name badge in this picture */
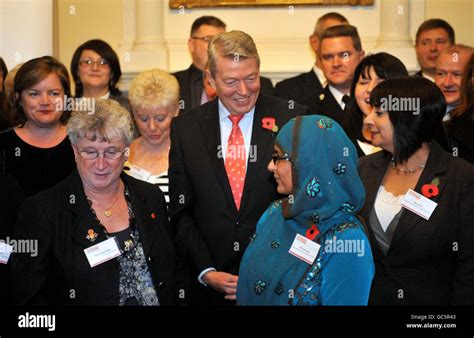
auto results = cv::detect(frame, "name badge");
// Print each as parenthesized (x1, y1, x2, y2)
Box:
(289, 234, 321, 265)
(84, 237, 121, 268)
(0, 242, 13, 264)
(400, 189, 438, 220)
(128, 166, 151, 182)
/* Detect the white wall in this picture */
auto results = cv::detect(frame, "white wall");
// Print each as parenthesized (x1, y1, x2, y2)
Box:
(0, 0, 53, 70)
(164, 1, 382, 79)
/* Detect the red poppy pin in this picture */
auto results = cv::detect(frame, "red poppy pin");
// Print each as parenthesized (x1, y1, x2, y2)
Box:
(262, 117, 279, 133)
(306, 224, 320, 240)
(421, 178, 440, 198)
(151, 213, 156, 219)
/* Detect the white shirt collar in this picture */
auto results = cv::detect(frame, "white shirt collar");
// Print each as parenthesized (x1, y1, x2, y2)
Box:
(328, 85, 347, 109)
(99, 91, 111, 99)
(218, 99, 255, 122)
(313, 64, 327, 87)
(421, 72, 435, 82)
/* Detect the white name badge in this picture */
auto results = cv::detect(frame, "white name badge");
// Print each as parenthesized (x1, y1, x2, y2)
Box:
(289, 234, 321, 265)
(0, 242, 14, 264)
(84, 237, 121, 268)
(128, 166, 151, 182)
(400, 189, 438, 220)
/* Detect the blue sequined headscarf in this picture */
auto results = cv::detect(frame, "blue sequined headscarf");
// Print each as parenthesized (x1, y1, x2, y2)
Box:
(237, 115, 368, 305)
(276, 115, 365, 235)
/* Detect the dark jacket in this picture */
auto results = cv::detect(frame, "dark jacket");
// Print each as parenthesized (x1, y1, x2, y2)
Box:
(358, 142, 474, 305)
(11, 170, 182, 306)
(274, 69, 323, 104)
(168, 94, 307, 304)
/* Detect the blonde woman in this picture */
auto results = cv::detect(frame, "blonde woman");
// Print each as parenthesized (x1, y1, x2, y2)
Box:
(126, 68, 179, 204)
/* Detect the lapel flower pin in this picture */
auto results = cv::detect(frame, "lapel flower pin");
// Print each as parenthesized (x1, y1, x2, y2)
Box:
(262, 117, 279, 133)
(151, 212, 156, 219)
(421, 178, 440, 198)
(86, 229, 98, 242)
(319, 93, 325, 101)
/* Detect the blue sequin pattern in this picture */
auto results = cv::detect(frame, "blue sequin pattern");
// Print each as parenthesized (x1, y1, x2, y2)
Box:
(317, 117, 334, 130)
(254, 280, 267, 295)
(333, 162, 347, 175)
(293, 221, 359, 305)
(274, 282, 284, 296)
(305, 178, 321, 198)
(340, 202, 356, 213)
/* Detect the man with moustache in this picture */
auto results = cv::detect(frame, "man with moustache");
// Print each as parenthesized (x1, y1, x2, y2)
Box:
(169, 30, 308, 305)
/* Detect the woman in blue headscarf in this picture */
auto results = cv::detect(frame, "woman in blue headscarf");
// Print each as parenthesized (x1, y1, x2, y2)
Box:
(237, 115, 374, 305)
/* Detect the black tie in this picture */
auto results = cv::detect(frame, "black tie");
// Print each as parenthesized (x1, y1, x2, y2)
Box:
(342, 95, 350, 111)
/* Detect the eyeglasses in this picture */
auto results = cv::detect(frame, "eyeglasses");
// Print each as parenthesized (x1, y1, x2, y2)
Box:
(79, 58, 109, 68)
(191, 36, 214, 43)
(78, 147, 128, 160)
(272, 153, 293, 165)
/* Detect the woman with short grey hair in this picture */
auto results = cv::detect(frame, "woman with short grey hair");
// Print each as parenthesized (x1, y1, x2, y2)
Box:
(11, 99, 180, 306)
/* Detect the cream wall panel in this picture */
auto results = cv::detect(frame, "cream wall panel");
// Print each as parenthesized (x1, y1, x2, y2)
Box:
(0, 0, 53, 70)
(425, 0, 473, 46)
(56, 0, 123, 78)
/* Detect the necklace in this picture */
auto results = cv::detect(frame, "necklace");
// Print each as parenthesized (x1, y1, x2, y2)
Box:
(390, 157, 426, 174)
(86, 185, 122, 217)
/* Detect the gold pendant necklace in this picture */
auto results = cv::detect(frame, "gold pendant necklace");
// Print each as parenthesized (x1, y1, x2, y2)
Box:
(86, 185, 122, 217)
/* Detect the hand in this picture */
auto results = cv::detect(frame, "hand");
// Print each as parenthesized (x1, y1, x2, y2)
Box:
(202, 271, 239, 300)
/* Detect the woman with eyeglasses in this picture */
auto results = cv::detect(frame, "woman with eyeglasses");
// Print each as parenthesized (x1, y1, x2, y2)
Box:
(0, 56, 75, 197)
(11, 99, 182, 306)
(237, 115, 374, 305)
(70, 39, 131, 113)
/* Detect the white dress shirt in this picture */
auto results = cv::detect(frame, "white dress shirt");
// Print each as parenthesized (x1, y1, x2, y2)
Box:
(328, 85, 348, 110)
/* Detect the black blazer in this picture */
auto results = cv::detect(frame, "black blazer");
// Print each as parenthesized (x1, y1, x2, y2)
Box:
(169, 94, 307, 304)
(274, 69, 323, 104)
(0, 173, 24, 305)
(441, 107, 474, 164)
(302, 86, 345, 127)
(174, 64, 275, 114)
(10, 170, 181, 306)
(358, 142, 474, 305)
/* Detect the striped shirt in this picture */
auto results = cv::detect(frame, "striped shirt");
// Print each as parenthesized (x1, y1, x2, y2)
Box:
(124, 162, 169, 204)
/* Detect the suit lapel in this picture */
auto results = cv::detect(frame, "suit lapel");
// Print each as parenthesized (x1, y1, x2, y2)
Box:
(65, 171, 107, 248)
(239, 97, 274, 213)
(360, 152, 391, 221)
(122, 174, 158, 256)
(391, 142, 449, 244)
(320, 86, 344, 124)
(198, 101, 236, 211)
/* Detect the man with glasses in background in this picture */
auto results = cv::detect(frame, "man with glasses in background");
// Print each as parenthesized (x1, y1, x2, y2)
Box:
(174, 16, 274, 114)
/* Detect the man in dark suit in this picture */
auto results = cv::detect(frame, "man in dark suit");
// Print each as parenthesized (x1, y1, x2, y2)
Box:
(169, 30, 308, 305)
(302, 25, 364, 128)
(174, 16, 274, 115)
(413, 19, 455, 81)
(274, 12, 348, 104)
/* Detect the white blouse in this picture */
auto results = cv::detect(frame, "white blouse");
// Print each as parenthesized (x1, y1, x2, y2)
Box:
(374, 186, 404, 232)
